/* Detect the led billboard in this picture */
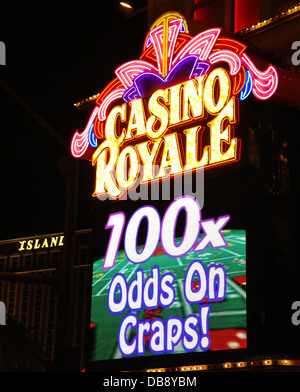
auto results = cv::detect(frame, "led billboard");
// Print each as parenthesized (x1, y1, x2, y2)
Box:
(89, 197, 246, 362)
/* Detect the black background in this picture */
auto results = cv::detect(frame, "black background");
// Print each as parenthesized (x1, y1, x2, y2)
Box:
(0, 0, 148, 240)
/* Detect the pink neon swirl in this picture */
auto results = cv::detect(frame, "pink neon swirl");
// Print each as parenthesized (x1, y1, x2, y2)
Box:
(149, 24, 164, 75)
(115, 60, 159, 89)
(208, 50, 241, 75)
(172, 28, 221, 64)
(71, 106, 99, 158)
(241, 53, 278, 100)
(147, 19, 183, 75)
(166, 19, 183, 74)
(98, 88, 126, 121)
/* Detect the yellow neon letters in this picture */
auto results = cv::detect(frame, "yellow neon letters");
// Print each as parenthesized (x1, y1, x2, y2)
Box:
(93, 67, 240, 198)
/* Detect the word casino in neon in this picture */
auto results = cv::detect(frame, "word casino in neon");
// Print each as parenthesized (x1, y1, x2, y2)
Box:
(70, 12, 278, 199)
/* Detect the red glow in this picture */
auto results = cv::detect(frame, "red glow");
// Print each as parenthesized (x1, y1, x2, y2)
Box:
(209, 329, 247, 350)
(234, 0, 260, 33)
(193, 0, 217, 27)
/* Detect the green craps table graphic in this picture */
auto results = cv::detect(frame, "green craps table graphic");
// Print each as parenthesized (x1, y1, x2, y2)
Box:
(90, 229, 246, 361)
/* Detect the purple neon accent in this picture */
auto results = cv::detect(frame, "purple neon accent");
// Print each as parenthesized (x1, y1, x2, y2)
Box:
(145, 35, 152, 49)
(165, 54, 199, 82)
(193, 61, 211, 78)
(122, 85, 141, 103)
(134, 54, 199, 98)
(179, 20, 186, 33)
(122, 55, 204, 102)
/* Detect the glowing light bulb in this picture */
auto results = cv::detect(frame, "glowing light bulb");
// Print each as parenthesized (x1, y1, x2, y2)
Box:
(120, 2, 133, 9)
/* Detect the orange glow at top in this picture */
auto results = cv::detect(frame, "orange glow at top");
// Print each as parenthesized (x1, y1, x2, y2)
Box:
(120, 2, 133, 10)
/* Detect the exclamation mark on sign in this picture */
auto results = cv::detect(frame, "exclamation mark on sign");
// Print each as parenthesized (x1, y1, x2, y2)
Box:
(199, 304, 211, 351)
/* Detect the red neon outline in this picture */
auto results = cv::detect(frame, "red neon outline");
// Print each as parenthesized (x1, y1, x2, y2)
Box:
(213, 37, 247, 55)
(149, 24, 164, 75)
(241, 53, 278, 100)
(208, 50, 241, 75)
(96, 78, 124, 106)
(166, 18, 183, 74)
(70, 14, 278, 164)
(115, 60, 159, 89)
(232, 66, 246, 95)
(98, 88, 126, 122)
(71, 106, 99, 158)
(172, 28, 221, 64)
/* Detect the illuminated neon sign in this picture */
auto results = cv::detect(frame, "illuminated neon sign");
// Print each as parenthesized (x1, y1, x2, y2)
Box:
(18, 235, 64, 251)
(70, 12, 278, 200)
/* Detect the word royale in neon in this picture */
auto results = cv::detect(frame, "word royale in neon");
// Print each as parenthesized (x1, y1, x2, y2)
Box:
(70, 12, 278, 199)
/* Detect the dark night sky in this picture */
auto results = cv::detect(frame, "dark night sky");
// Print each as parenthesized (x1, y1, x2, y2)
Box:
(0, 1, 148, 240)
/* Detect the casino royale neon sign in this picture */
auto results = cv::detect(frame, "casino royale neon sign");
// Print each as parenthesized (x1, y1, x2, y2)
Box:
(70, 12, 278, 199)
(93, 67, 239, 199)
